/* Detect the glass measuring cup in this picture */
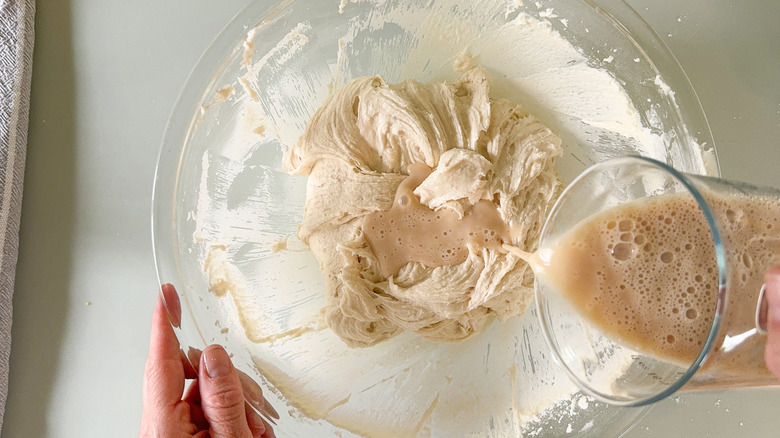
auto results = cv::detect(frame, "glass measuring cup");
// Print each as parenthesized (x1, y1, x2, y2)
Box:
(533, 155, 780, 406)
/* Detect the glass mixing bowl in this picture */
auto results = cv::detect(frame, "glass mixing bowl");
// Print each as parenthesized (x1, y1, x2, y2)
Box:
(152, 0, 717, 436)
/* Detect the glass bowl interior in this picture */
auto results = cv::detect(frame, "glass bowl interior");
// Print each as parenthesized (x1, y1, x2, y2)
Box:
(152, 0, 717, 436)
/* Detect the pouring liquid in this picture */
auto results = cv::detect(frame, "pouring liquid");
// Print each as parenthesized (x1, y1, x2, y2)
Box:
(506, 190, 780, 378)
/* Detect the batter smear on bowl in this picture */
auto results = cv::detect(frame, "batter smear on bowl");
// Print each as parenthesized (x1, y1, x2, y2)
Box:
(284, 66, 562, 347)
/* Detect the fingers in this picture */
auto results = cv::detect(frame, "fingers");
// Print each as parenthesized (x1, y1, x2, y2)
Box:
(183, 379, 209, 431)
(764, 267, 780, 378)
(238, 369, 280, 421)
(193, 354, 274, 437)
(147, 283, 276, 437)
(180, 349, 198, 380)
(246, 401, 275, 438)
(197, 346, 277, 436)
(199, 345, 257, 438)
(183, 378, 202, 405)
(160, 283, 182, 328)
(192, 344, 279, 423)
(143, 291, 186, 410)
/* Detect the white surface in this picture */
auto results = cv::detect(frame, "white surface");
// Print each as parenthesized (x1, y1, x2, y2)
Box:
(2, 0, 779, 437)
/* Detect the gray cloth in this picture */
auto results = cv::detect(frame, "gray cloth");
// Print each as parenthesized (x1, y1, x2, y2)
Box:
(0, 0, 35, 432)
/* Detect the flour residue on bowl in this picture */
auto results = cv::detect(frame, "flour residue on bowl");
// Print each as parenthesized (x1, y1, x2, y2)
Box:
(188, 0, 709, 436)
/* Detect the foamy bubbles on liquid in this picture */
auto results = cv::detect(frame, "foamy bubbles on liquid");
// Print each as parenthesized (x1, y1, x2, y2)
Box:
(364, 164, 510, 278)
(537, 189, 780, 376)
(542, 194, 720, 364)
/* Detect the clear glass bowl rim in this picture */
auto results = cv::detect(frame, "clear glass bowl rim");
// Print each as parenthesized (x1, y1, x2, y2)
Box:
(150, 0, 718, 433)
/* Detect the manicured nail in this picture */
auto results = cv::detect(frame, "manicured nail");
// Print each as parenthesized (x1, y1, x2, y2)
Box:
(203, 346, 231, 378)
(265, 398, 280, 420)
(187, 346, 202, 368)
(160, 284, 182, 328)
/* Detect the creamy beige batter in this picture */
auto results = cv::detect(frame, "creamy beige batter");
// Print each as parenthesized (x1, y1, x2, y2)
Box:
(513, 189, 780, 381)
(284, 66, 562, 347)
(363, 162, 511, 278)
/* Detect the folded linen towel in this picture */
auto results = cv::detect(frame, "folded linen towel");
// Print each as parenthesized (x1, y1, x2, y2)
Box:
(0, 0, 36, 432)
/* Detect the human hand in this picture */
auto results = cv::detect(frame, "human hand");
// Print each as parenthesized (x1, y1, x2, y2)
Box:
(764, 267, 780, 379)
(140, 284, 278, 437)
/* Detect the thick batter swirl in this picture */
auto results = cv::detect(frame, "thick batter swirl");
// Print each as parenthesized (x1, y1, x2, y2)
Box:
(284, 67, 562, 347)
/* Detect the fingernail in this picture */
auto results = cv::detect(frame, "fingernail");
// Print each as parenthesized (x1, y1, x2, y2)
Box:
(265, 398, 280, 420)
(187, 346, 202, 366)
(203, 346, 231, 378)
(160, 284, 182, 328)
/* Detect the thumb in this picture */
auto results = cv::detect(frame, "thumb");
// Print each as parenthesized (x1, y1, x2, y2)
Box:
(764, 267, 780, 378)
(199, 345, 253, 438)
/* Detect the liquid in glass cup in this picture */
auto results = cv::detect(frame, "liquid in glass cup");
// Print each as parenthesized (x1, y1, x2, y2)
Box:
(526, 156, 780, 406)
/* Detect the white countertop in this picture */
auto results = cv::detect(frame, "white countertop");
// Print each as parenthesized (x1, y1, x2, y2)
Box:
(2, 0, 779, 436)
